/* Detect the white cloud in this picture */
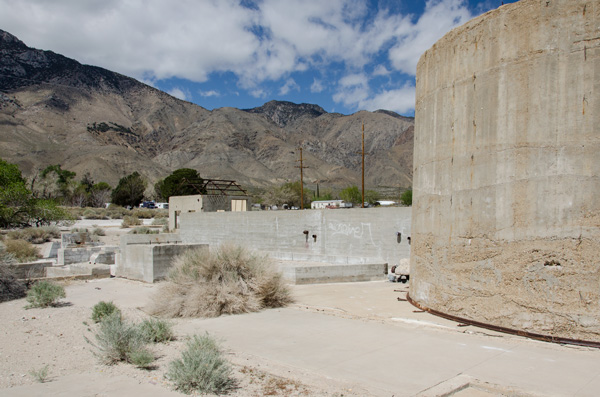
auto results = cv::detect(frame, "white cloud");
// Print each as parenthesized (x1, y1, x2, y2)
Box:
(0, 0, 477, 113)
(167, 87, 189, 101)
(388, 0, 473, 75)
(199, 90, 220, 97)
(279, 78, 300, 95)
(310, 79, 324, 93)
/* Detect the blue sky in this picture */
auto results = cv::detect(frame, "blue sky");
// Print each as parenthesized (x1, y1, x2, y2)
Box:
(0, 0, 518, 116)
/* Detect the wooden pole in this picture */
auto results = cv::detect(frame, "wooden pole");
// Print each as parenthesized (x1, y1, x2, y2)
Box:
(295, 147, 308, 209)
(362, 123, 365, 208)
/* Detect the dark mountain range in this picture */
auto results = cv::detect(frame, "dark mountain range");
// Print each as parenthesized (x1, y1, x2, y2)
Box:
(0, 29, 413, 194)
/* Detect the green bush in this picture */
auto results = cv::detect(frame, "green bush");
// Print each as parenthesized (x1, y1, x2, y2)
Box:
(26, 281, 66, 308)
(87, 312, 152, 366)
(121, 215, 141, 228)
(139, 318, 174, 343)
(107, 205, 128, 219)
(167, 334, 234, 394)
(4, 239, 40, 262)
(91, 301, 121, 323)
(400, 188, 412, 206)
(149, 244, 293, 318)
(128, 349, 155, 368)
(7, 226, 60, 244)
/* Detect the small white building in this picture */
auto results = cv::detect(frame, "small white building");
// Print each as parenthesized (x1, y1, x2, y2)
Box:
(310, 199, 352, 209)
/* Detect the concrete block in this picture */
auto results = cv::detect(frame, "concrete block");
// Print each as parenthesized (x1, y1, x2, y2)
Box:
(117, 243, 208, 283)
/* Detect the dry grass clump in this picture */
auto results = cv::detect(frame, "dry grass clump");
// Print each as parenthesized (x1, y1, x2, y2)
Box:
(0, 243, 27, 302)
(121, 215, 142, 228)
(129, 226, 159, 235)
(7, 226, 60, 244)
(132, 209, 154, 219)
(3, 239, 40, 262)
(149, 244, 293, 318)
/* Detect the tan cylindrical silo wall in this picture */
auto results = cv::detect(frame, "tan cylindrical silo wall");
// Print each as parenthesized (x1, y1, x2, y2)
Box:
(410, 0, 600, 342)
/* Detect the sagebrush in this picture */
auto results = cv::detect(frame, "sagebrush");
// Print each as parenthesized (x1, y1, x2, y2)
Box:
(91, 301, 121, 323)
(148, 244, 293, 318)
(87, 312, 152, 366)
(121, 215, 142, 228)
(139, 318, 174, 343)
(26, 281, 65, 308)
(167, 334, 234, 394)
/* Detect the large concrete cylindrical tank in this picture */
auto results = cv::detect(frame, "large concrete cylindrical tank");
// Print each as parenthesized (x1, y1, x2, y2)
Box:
(410, 0, 599, 342)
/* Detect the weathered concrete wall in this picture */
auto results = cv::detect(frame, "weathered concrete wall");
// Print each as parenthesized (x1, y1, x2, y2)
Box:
(411, 0, 600, 341)
(58, 246, 117, 265)
(7, 261, 53, 279)
(119, 242, 207, 283)
(116, 233, 183, 281)
(168, 194, 250, 231)
(178, 207, 412, 265)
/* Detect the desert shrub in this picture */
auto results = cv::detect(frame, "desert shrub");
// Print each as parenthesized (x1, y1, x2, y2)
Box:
(121, 215, 141, 228)
(167, 334, 234, 394)
(7, 226, 60, 244)
(128, 349, 154, 368)
(149, 244, 293, 318)
(4, 239, 40, 262)
(107, 205, 128, 219)
(87, 312, 152, 366)
(91, 301, 121, 323)
(151, 217, 168, 226)
(0, 243, 27, 302)
(153, 210, 168, 219)
(132, 209, 154, 219)
(25, 281, 66, 308)
(29, 364, 50, 383)
(92, 227, 106, 236)
(129, 226, 159, 235)
(139, 318, 174, 343)
(82, 208, 101, 219)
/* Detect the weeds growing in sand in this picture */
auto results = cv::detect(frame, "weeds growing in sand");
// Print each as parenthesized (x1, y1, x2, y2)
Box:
(129, 226, 159, 234)
(29, 364, 50, 383)
(87, 312, 153, 366)
(167, 334, 234, 394)
(25, 281, 65, 308)
(3, 239, 39, 262)
(7, 226, 60, 244)
(149, 244, 293, 318)
(139, 318, 174, 343)
(91, 301, 121, 323)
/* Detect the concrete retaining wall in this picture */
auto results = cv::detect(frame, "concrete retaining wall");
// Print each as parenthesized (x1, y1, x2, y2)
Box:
(7, 261, 53, 279)
(411, 0, 600, 342)
(177, 207, 412, 265)
(58, 246, 117, 266)
(279, 263, 388, 285)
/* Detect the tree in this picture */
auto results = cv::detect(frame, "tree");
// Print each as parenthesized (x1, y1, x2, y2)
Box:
(364, 190, 380, 206)
(111, 172, 147, 208)
(40, 164, 76, 201)
(339, 185, 362, 205)
(400, 189, 412, 206)
(89, 182, 112, 208)
(0, 158, 67, 227)
(156, 168, 205, 201)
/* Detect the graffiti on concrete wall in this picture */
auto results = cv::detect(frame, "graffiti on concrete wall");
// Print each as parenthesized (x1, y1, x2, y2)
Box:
(328, 222, 380, 247)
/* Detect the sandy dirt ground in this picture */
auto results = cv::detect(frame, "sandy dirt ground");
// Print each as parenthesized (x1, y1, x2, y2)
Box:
(0, 277, 373, 396)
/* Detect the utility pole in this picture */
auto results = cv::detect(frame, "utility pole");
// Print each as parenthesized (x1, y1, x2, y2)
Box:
(361, 123, 365, 208)
(296, 147, 308, 209)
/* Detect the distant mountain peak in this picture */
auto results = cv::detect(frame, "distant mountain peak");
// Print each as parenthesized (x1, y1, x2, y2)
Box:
(0, 29, 27, 50)
(243, 100, 327, 128)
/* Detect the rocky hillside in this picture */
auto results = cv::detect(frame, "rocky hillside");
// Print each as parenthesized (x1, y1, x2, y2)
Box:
(0, 29, 413, 192)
